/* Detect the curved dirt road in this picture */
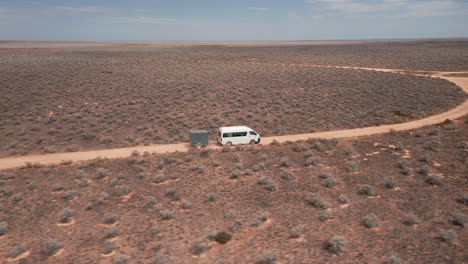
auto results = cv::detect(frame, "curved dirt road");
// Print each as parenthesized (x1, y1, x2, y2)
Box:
(0, 68, 466, 170)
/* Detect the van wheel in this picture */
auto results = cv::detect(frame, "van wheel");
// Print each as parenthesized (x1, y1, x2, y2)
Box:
(249, 140, 256, 145)
(225, 142, 232, 147)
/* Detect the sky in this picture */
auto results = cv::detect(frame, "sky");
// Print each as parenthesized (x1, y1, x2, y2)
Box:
(0, 0, 467, 41)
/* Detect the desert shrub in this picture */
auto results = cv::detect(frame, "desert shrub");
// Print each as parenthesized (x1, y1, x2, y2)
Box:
(153, 174, 166, 183)
(200, 148, 211, 157)
(181, 200, 192, 209)
(62, 190, 77, 200)
(398, 160, 412, 175)
(103, 213, 118, 224)
(424, 138, 442, 152)
(402, 214, 419, 226)
(12, 193, 23, 202)
(190, 239, 207, 255)
(206, 193, 218, 202)
(229, 220, 243, 233)
(214, 231, 232, 244)
(229, 169, 242, 179)
(190, 163, 204, 173)
(0, 172, 14, 180)
(438, 229, 457, 244)
(52, 183, 64, 191)
(323, 177, 338, 188)
(319, 171, 332, 179)
(104, 227, 119, 239)
(362, 213, 380, 228)
(306, 193, 329, 209)
(319, 210, 333, 222)
(41, 239, 62, 256)
(212, 160, 221, 167)
(251, 211, 270, 227)
(456, 141, 468, 149)
(346, 161, 359, 172)
(289, 224, 305, 238)
(114, 185, 131, 196)
(292, 143, 307, 152)
(384, 253, 402, 264)
(103, 240, 115, 254)
(425, 174, 443, 185)
(280, 169, 294, 180)
(59, 208, 74, 223)
(457, 193, 468, 206)
(257, 176, 278, 191)
(304, 156, 321, 166)
(279, 157, 289, 167)
(338, 194, 350, 204)
(152, 241, 163, 252)
(7, 244, 27, 258)
(112, 254, 129, 264)
(418, 153, 431, 162)
(161, 209, 175, 220)
(95, 168, 110, 179)
(359, 184, 377, 196)
(323, 235, 347, 254)
(0, 221, 7, 236)
(383, 176, 396, 189)
(164, 188, 178, 200)
(450, 213, 467, 227)
(151, 254, 166, 264)
(256, 250, 279, 264)
(27, 181, 37, 190)
(419, 165, 431, 176)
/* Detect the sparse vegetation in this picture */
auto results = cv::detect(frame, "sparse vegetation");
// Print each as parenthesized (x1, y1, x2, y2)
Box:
(362, 213, 380, 228)
(306, 193, 329, 209)
(425, 174, 443, 185)
(59, 207, 74, 223)
(257, 176, 278, 191)
(0, 221, 8, 236)
(41, 239, 62, 256)
(438, 229, 457, 244)
(402, 214, 419, 226)
(7, 244, 27, 259)
(359, 184, 377, 196)
(324, 235, 347, 254)
(256, 250, 279, 264)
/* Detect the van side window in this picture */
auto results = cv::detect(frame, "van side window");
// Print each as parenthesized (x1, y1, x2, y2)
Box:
(241, 132, 247, 136)
(249, 131, 257, 136)
(223, 133, 233, 138)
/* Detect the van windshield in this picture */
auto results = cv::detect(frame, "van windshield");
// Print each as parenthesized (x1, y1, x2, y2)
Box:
(249, 131, 257, 136)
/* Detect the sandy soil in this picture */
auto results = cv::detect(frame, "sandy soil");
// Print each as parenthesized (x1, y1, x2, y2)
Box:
(0, 68, 466, 170)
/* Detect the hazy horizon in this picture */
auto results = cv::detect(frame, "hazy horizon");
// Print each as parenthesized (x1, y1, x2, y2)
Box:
(1, 0, 467, 41)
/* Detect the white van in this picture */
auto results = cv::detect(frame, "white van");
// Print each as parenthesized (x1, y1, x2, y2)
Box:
(218, 126, 260, 146)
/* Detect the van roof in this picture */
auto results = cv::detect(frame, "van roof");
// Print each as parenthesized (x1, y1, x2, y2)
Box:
(219, 126, 252, 132)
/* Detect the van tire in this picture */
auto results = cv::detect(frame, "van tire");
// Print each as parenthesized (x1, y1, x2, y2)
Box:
(225, 142, 232, 147)
(249, 140, 256, 145)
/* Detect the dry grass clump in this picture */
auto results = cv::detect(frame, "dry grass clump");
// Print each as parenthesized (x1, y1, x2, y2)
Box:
(402, 214, 419, 226)
(306, 193, 330, 209)
(362, 213, 380, 228)
(7, 244, 27, 259)
(257, 176, 278, 191)
(359, 184, 377, 196)
(437, 229, 457, 244)
(0, 221, 8, 236)
(256, 250, 280, 264)
(59, 208, 74, 223)
(41, 239, 62, 256)
(425, 174, 443, 185)
(323, 235, 347, 254)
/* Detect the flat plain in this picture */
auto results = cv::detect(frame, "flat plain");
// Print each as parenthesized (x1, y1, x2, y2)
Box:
(0, 39, 467, 157)
(0, 39, 467, 264)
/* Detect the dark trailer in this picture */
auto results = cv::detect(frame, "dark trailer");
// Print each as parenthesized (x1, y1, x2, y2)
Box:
(190, 130, 209, 148)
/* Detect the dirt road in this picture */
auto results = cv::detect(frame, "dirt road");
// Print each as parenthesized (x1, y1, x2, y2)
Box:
(0, 67, 466, 170)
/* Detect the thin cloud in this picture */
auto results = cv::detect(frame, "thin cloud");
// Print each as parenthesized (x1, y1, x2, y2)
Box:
(248, 7, 270, 11)
(56, 6, 104, 13)
(306, 0, 467, 17)
(132, 16, 178, 24)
